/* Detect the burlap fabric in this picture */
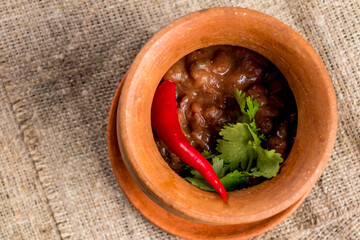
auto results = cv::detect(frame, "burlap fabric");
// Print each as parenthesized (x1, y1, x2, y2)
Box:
(1, 0, 359, 239)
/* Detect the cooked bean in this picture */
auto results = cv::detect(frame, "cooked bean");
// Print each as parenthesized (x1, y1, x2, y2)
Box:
(266, 135, 287, 158)
(191, 112, 206, 129)
(190, 102, 202, 113)
(212, 50, 234, 75)
(191, 129, 211, 150)
(225, 60, 263, 93)
(268, 77, 286, 94)
(190, 58, 212, 72)
(256, 117, 273, 134)
(185, 49, 208, 68)
(189, 68, 217, 93)
(269, 95, 285, 110)
(163, 58, 189, 83)
(256, 106, 279, 119)
(204, 105, 222, 120)
(276, 121, 288, 139)
(168, 153, 184, 172)
(246, 84, 268, 106)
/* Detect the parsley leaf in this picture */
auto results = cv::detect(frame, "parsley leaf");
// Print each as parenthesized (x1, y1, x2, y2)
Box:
(234, 89, 246, 114)
(251, 146, 284, 178)
(201, 150, 217, 160)
(212, 157, 226, 178)
(246, 124, 262, 146)
(185, 157, 227, 191)
(220, 170, 250, 191)
(246, 96, 259, 121)
(190, 157, 226, 179)
(234, 90, 264, 138)
(234, 89, 249, 123)
(216, 123, 255, 171)
(185, 177, 214, 191)
(185, 170, 250, 192)
(189, 168, 203, 179)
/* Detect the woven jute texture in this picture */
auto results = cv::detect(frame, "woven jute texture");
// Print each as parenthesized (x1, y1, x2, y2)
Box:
(1, 0, 359, 239)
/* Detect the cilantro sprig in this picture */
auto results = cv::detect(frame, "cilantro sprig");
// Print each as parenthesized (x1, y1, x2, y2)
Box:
(185, 90, 283, 191)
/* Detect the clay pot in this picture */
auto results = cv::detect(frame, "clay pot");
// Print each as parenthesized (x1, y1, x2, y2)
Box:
(108, 7, 337, 238)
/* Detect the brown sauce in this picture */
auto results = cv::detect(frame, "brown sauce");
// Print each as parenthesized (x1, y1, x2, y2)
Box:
(155, 45, 297, 173)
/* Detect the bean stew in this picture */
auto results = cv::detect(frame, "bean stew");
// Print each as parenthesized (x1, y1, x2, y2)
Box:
(154, 45, 297, 187)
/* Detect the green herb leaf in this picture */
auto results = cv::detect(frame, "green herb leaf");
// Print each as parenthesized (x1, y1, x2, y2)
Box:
(186, 170, 250, 192)
(212, 157, 226, 178)
(251, 146, 284, 178)
(185, 177, 215, 191)
(220, 170, 250, 191)
(216, 123, 255, 171)
(234, 89, 249, 123)
(245, 97, 260, 121)
(189, 168, 203, 179)
(189, 157, 226, 179)
(246, 124, 262, 146)
(234, 89, 246, 114)
(201, 150, 216, 159)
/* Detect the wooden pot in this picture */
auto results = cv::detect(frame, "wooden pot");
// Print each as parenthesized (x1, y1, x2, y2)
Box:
(111, 7, 337, 231)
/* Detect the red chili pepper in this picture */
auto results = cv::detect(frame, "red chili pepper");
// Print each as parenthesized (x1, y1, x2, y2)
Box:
(151, 80, 227, 201)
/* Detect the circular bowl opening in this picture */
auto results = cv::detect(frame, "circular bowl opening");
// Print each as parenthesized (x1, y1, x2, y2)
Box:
(117, 7, 337, 225)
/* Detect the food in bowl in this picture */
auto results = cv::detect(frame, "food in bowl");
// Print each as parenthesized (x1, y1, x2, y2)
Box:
(152, 45, 297, 198)
(116, 7, 337, 228)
